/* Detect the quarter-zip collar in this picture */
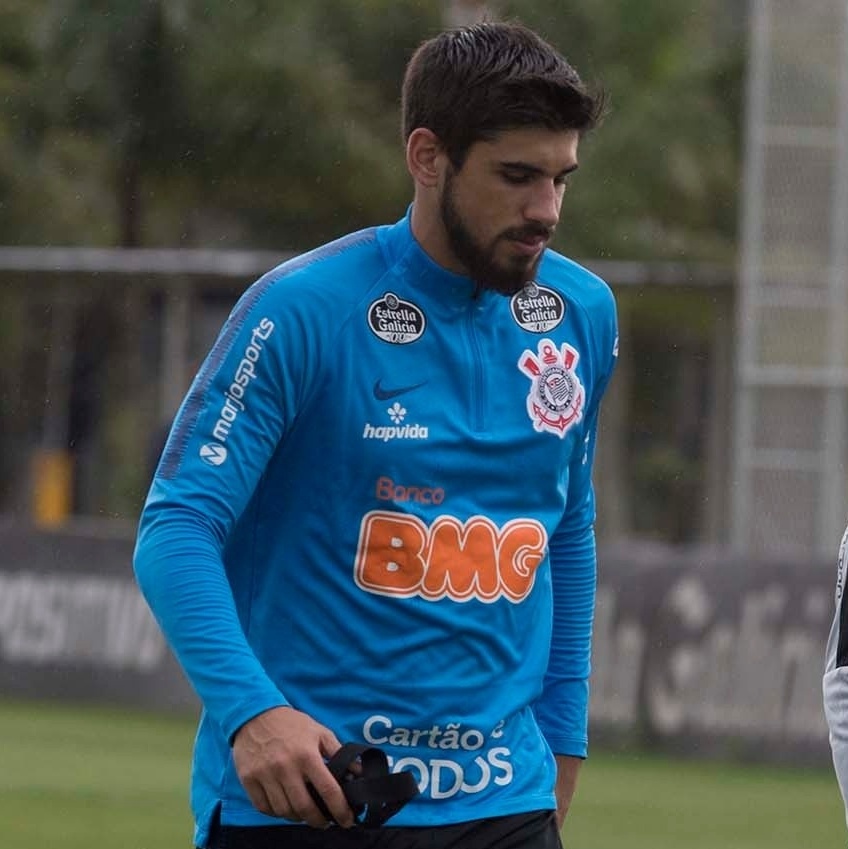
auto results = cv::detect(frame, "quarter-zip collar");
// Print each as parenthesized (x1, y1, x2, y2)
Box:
(379, 207, 501, 312)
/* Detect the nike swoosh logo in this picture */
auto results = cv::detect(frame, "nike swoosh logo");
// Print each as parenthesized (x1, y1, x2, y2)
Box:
(373, 379, 427, 401)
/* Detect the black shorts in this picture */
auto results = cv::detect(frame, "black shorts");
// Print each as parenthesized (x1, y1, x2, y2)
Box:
(205, 810, 563, 849)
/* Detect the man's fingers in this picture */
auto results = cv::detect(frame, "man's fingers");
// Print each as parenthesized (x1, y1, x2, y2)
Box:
(264, 781, 298, 822)
(245, 775, 314, 825)
(306, 766, 355, 828)
(242, 775, 274, 817)
(286, 780, 336, 829)
(319, 729, 344, 760)
(231, 707, 357, 828)
(239, 761, 348, 828)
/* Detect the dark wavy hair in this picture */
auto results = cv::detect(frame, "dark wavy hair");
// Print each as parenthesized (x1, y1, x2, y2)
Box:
(402, 21, 606, 169)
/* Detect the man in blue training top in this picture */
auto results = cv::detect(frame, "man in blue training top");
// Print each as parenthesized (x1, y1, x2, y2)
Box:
(135, 19, 617, 849)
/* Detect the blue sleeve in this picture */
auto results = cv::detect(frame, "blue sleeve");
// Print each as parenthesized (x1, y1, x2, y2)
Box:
(134, 502, 289, 741)
(534, 296, 617, 758)
(533, 417, 599, 758)
(133, 274, 312, 742)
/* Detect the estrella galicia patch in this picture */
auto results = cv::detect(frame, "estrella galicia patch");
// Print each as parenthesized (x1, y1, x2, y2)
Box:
(510, 282, 566, 333)
(367, 292, 426, 344)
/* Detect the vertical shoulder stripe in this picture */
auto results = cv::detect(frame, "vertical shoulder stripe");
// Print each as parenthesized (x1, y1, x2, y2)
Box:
(158, 228, 378, 479)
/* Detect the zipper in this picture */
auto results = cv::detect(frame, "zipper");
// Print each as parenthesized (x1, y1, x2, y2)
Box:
(465, 302, 486, 433)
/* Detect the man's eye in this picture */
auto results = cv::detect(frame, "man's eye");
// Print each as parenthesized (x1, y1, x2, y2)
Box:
(502, 172, 530, 184)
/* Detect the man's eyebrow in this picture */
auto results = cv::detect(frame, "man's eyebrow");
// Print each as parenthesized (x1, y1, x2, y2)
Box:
(499, 160, 580, 177)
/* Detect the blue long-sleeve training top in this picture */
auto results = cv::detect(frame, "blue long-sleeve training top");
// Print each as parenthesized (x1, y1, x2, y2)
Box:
(134, 209, 618, 845)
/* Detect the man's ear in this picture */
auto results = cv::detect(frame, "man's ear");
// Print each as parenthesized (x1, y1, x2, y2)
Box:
(406, 128, 445, 188)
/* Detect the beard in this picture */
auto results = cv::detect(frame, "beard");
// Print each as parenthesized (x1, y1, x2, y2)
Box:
(439, 169, 550, 297)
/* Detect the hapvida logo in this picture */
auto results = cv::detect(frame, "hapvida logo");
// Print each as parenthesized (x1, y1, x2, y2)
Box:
(363, 402, 429, 441)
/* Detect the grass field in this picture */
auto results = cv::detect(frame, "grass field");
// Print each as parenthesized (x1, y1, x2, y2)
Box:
(0, 699, 844, 849)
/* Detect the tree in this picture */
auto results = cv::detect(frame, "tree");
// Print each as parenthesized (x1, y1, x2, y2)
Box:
(503, 0, 745, 262)
(0, 0, 745, 257)
(169, 0, 441, 249)
(34, 0, 193, 246)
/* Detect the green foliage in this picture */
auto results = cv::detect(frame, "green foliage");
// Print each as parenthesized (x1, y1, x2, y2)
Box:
(174, 0, 433, 247)
(0, 0, 744, 255)
(505, 0, 745, 261)
(0, 2, 747, 529)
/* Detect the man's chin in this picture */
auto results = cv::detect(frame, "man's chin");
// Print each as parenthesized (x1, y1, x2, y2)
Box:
(478, 259, 541, 296)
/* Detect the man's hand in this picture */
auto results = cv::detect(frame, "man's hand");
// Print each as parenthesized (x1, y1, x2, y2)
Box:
(554, 754, 582, 829)
(232, 705, 355, 829)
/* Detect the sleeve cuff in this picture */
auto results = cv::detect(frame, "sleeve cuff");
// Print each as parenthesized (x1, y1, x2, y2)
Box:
(541, 733, 589, 759)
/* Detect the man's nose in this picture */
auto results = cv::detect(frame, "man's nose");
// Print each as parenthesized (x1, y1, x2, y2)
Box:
(524, 181, 561, 229)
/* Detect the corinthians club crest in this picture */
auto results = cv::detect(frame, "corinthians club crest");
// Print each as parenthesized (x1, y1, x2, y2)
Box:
(518, 339, 585, 438)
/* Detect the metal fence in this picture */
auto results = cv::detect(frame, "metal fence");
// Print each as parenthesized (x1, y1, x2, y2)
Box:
(0, 251, 733, 547)
(733, 0, 848, 558)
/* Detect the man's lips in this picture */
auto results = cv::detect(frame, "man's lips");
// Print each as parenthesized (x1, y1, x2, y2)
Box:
(508, 233, 550, 255)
